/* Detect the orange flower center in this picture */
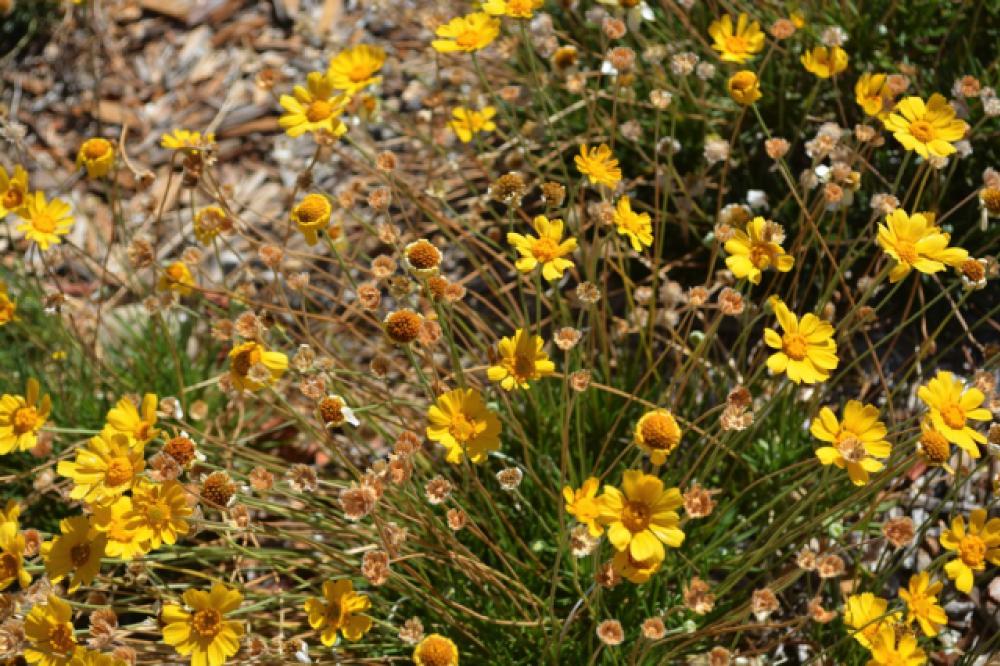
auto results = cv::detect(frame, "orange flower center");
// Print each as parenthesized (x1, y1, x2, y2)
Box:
(295, 195, 329, 224)
(508, 0, 534, 14)
(960, 259, 985, 282)
(416, 635, 457, 666)
(231, 346, 261, 377)
(640, 413, 679, 453)
(781, 332, 809, 361)
(455, 29, 480, 49)
(306, 100, 334, 123)
(48, 624, 76, 654)
(982, 187, 1000, 214)
(3, 186, 24, 210)
(192, 608, 223, 638)
(908, 120, 935, 143)
(0, 552, 19, 581)
(895, 239, 919, 264)
(621, 500, 652, 533)
(84, 139, 111, 159)
(32, 213, 57, 234)
(165, 436, 196, 465)
(406, 241, 441, 270)
(958, 534, 986, 568)
(512, 350, 535, 379)
(749, 242, 774, 269)
(835, 435, 866, 463)
(349, 63, 373, 82)
(530, 237, 560, 263)
(448, 413, 476, 442)
(105, 456, 133, 487)
(12, 405, 39, 434)
(70, 542, 92, 567)
(940, 403, 966, 430)
(724, 35, 748, 54)
(324, 599, 343, 623)
(919, 429, 950, 463)
(319, 397, 345, 425)
(147, 503, 168, 525)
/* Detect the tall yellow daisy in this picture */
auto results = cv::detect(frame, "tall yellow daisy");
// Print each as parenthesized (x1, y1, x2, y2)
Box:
(724, 217, 794, 284)
(727, 70, 762, 105)
(431, 12, 500, 53)
(426, 388, 502, 464)
(76, 138, 115, 179)
(940, 508, 1000, 594)
(413, 634, 459, 666)
(24, 594, 77, 666)
(708, 13, 764, 63)
(482, 0, 542, 19)
(0, 519, 31, 590)
(0, 281, 16, 326)
(327, 44, 386, 94)
(598, 470, 684, 563)
(161, 582, 244, 666)
(17, 191, 74, 251)
(917, 370, 991, 457)
(161, 129, 215, 153)
(487, 328, 555, 390)
(105, 393, 159, 444)
(0, 377, 51, 454)
(800, 46, 848, 78)
(883, 93, 968, 159)
(611, 549, 662, 584)
(844, 592, 901, 649)
(448, 106, 496, 143)
(634, 409, 681, 465)
(278, 71, 348, 139)
(91, 496, 151, 562)
(575, 144, 621, 189)
(57, 430, 145, 503)
(507, 215, 577, 281)
(855, 73, 890, 117)
(290, 193, 332, 246)
(877, 209, 968, 282)
(562, 477, 603, 537)
(127, 479, 193, 550)
(811, 401, 891, 486)
(612, 196, 653, 251)
(899, 572, 947, 637)
(0, 164, 30, 218)
(763, 301, 839, 384)
(228, 341, 288, 392)
(867, 625, 927, 666)
(42, 516, 107, 593)
(158, 261, 196, 297)
(303, 579, 372, 645)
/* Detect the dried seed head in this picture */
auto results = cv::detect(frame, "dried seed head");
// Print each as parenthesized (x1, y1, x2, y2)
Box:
(376, 150, 397, 172)
(248, 467, 274, 492)
(368, 186, 392, 211)
(554, 327, 582, 351)
(398, 617, 424, 645)
(384, 309, 423, 344)
(540, 181, 566, 207)
(883, 516, 915, 547)
(489, 172, 528, 206)
(340, 485, 378, 521)
(356, 282, 381, 310)
(596, 619, 624, 646)
(495, 467, 523, 491)
(764, 137, 790, 160)
(425, 476, 453, 505)
(682, 484, 717, 518)
(371, 255, 397, 279)
(201, 471, 237, 508)
(362, 550, 390, 586)
(446, 508, 467, 531)
(286, 464, 318, 493)
(683, 577, 715, 614)
(164, 435, 197, 467)
(816, 553, 845, 578)
(640, 617, 665, 640)
(751, 587, 780, 621)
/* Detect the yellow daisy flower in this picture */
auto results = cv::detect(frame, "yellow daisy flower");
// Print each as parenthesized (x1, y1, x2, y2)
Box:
(17, 191, 74, 251)
(228, 341, 288, 392)
(278, 71, 348, 139)
(431, 12, 500, 53)
(304, 579, 372, 645)
(193, 206, 230, 245)
(413, 633, 459, 666)
(916, 419, 954, 472)
(91, 496, 151, 562)
(487, 328, 555, 390)
(24, 594, 77, 666)
(866, 624, 927, 666)
(57, 430, 145, 503)
(105, 393, 159, 444)
(877, 209, 968, 282)
(612, 196, 653, 251)
(161, 129, 216, 153)
(127, 479, 193, 550)
(327, 44, 386, 95)
(727, 70, 762, 105)
(68, 648, 129, 665)
(482, 0, 542, 19)
(161, 582, 244, 666)
(0, 518, 31, 590)
(634, 409, 681, 466)
(917, 370, 991, 457)
(800, 46, 848, 78)
(507, 215, 577, 282)
(611, 549, 662, 584)
(562, 477, 603, 537)
(42, 516, 108, 593)
(290, 193, 332, 246)
(855, 72, 890, 117)
(448, 106, 496, 143)
(708, 13, 765, 63)
(811, 401, 891, 486)
(0, 281, 16, 326)
(883, 93, 968, 159)
(76, 138, 115, 179)
(724, 216, 794, 284)
(899, 572, 948, 637)
(598, 469, 685, 563)
(0, 377, 51, 455)
(426, 388, 502, 464)
(844, 592, 901, 649)
(575, 143, 621, 189)
(763, 301, 839, 384)
(0, 164, 30, 218)
(940, 508, 1000, 594)
(158, 261, 196, 297)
